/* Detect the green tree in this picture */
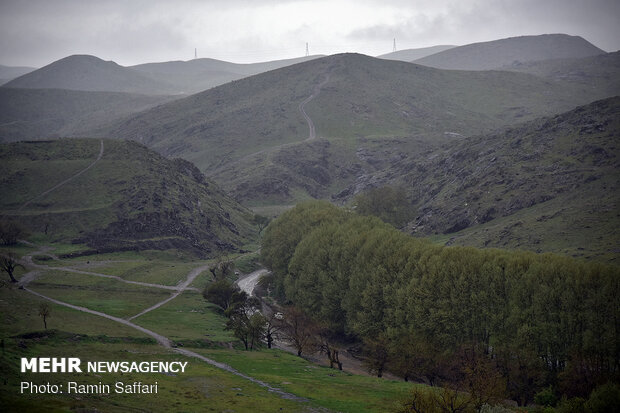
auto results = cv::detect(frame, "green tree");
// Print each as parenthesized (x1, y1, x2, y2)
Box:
(203, 279, 246, 314)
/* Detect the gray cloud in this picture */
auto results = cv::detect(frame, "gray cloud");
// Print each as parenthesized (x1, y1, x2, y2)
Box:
(0, 0, 618, 67)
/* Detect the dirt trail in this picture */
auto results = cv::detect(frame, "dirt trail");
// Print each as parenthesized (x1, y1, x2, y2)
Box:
(19, 139, 104, 211)
(237, 268, 269, 296)
(127, 264, 210, 320)
(20, 267, 308, 404)
(298, 72, 331, 141)
(210, 69, 331, 175)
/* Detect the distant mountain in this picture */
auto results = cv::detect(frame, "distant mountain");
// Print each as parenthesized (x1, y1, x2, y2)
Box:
(501, 51, 620, 91)
(0, 88, 175, 142)
(0, 138, 256, 255)
(91, 53, 619, 206)
(413, 34, 605, 70)
(130, 55, 324, 94)
(0, 64, 36, 85)
(341, 97, 620, 262)
(3, 55, 177, 95)
(377, 45, 456, 62)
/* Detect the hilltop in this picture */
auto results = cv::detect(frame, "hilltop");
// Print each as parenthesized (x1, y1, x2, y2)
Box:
(0, 139, 256, 255)
(376, 45, 455, 62)
(414, 34, 605, 70)
(3, 54, 325, 96)
(3, 55, 178, 95)
(131, 55, 323, 94)
(340, 97, 620, 261)
(91, 53, 620, 205)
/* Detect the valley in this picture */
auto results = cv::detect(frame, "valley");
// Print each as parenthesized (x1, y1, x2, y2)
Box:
(1, 30, 619, 413)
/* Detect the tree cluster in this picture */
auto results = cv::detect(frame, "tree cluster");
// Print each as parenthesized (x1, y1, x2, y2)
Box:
(261, 201, 620, 406)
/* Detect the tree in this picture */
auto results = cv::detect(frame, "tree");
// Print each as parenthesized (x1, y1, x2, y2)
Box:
(38, 303, 51, 329)
(363, 334, 390, 378)
(0, 220, 25, 246)
(203, 279, 246, 314)
(253, 214, 271, 235)
(264, 312, 284, 349)
(280, 306, 316, 357)
(1, 252, 22, 283)
(353, 185, 413, 228)
(316, 324, 343, 370)
(226, 296, 265, 350)
(208, 256, 235, 280)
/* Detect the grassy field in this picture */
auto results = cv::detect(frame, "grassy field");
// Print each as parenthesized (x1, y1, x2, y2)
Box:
(1, 242, 436, 412)
(0, 334, 306, 412)
(197, 348, 416, 413)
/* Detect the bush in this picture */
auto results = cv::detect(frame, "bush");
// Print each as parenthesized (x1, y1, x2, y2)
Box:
(584, 382, 620, 413)
(535, 386, 558, 407)
(556, 396, 585, 413)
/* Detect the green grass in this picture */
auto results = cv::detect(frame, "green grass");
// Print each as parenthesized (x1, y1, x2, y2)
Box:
(88, 260, 205, 286)
(195, 347, 417, 412)
(0, 287, 146, 338)
(133, 291, 235, 344)
(28, 270, 171, 319)
(0, 337, 306, 412)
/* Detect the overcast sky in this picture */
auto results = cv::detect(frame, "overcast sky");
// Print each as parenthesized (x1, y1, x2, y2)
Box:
(1, 0, 618, 67)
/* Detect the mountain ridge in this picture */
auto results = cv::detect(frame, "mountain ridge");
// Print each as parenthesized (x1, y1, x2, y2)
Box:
(413, 34, 606, 70)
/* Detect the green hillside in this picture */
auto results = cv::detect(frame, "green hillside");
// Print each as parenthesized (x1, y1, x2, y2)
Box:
(93, 53, 620, 206)
(0, 138, 256, 256)
(0, 87, 174, 142)
(344, 97, 620, 262)
(413, 33, 605, 70)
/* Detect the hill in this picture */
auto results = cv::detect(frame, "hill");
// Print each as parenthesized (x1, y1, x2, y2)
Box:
(501, 51, 620, 93)
(92, 53, 620, 205)
(340, 97, 620, 262)
(413, 34, 605, 70)
(0, 138, 256, 255)
(377, 45, 455, 62)
(0, 64, 36, 85)
(131, 55, 323, 94)
(0, 88, 175, 142)
(2, 55, 178, 95)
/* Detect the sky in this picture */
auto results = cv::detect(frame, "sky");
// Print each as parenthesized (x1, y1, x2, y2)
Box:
(0, 0, 619, 68)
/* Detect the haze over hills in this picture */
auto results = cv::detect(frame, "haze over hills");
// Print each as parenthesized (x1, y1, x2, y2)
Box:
(501, 51, 620, 92)
(341, 97, 620, 261)
(131, 55, 323, 94)
(0, 64, 36, 85)
(377, 45, 456, 62)
(3, 54, 324, 96)
(413, 34, 606, 70)
(0, 87, 175, 142)
(0, 138, 256, 255)
(3, 55, 179, 95)
(90, 52, 620, 206)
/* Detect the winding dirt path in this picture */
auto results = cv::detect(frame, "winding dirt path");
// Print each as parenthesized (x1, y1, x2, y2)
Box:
(19, 140, 104, 211)
(210, 69, 332, 175)
(18, 258, 309, 404)
(298, 72, 331, 141)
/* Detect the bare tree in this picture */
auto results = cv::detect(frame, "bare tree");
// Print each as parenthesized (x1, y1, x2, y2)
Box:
(1, 252, 23, 283)
(280, 306, 316, 357)
(264, 312, 284, 349)
(38, 303, 51, 329)
(0, 220, 25, 246)
(316, 324, 342, 370)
